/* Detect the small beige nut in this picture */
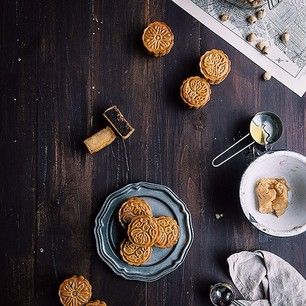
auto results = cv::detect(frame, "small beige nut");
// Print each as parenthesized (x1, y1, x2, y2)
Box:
(215, 213, 224, 220)
(262, 71, 272, 81)
(247, 15, 257, 24)
(256, 9, 266, 20)
(246, 32, 257, 42)
(262, 45, 270, 55)
(281, 32, 290, 44)
(219, 14, 230, 22)
(256, 41, 267, 51)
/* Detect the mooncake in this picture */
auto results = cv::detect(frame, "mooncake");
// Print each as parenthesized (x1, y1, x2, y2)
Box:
(199, 49, 231, 84)
(180, 76, 211, 109)
(120, 239, 152, 266)
(119, 197, 152, 226)
(59, 275, 92, 306)
(154, 216, 180, 248)
(142, 21, 174, 57)
(127, 215, 159, 247)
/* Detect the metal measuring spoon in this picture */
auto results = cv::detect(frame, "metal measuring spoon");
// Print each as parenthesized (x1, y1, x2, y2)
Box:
(212, 111, 283, 167)
(209, 283, 245, 306)
(250, 112, 282, 146)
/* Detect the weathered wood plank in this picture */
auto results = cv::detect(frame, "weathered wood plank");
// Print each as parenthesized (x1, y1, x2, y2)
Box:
(0, 0, 305, 305)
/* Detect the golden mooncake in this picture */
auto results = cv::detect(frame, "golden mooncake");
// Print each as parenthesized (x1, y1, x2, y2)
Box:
(142, 21, 174, 57)
(154, 216, 180, 248)
(119, 197, 153, 226)
(59, 275, 92, 306)
(86, 300, 107, 306)
(120, 239, 152, 266)
(127, 215, 159, 247)
(180, 76, 211, 109)
(199, 49, 231, 84)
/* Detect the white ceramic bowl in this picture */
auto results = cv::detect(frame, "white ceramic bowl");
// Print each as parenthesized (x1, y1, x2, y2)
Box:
(240, 151, 306, 237)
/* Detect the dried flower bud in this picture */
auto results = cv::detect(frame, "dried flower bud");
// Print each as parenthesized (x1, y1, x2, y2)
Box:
(247, 15, 257, 24)
(219, 14, 230, 22)
(256, 9, 266, 20)
(281, 32, 290, 44)
(262, 71, 272, 81)
(256, 41, 267, 51)
(246, 32, 257, 42)
(262, 45, 270, 55)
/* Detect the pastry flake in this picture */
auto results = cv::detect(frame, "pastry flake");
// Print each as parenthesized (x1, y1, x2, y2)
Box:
(199, 49, 231, 85)
(142, 21, 174, 57)
(180, 76, 211, 109)
(59, 275, 92, 306)
(120, 239, 152, 266)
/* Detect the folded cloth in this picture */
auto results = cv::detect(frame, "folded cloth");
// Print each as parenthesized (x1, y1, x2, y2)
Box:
(227, 250, 306, 306)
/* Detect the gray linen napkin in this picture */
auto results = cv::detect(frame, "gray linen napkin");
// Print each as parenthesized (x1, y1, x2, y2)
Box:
(227, 250, 306, 306)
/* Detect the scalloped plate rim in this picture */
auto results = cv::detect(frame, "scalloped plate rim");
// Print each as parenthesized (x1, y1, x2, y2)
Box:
(94, 181, 194, 282)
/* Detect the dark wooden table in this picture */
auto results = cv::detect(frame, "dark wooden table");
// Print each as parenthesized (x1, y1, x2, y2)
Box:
(1, 0, 306, 305)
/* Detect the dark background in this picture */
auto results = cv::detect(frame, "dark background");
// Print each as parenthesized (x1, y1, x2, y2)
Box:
(1, 0, 305, 305)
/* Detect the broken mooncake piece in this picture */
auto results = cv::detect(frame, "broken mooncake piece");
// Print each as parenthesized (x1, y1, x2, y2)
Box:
(256, 178, 289, 217)
(84, 105, 135, 154)
(103, 105, 135, 140)
(84, 126, 117, 154)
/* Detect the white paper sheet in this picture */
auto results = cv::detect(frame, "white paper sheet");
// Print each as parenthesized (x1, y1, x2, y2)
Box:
(172, 0, 306, 97)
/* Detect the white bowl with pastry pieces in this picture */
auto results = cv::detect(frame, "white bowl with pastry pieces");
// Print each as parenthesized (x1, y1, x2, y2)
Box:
(240, 150, 306, 237)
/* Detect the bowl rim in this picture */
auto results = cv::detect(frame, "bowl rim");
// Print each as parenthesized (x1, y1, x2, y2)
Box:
(239, 150, 306, 237)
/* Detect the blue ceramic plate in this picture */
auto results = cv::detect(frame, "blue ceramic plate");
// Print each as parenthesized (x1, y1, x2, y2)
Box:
(94, 182, 194, 282)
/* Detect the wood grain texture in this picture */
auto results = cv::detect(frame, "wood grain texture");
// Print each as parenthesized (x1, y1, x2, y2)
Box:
(0, 0, 305, 305)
